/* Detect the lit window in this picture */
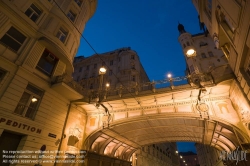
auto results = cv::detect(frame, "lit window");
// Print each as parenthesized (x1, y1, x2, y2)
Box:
(0, 68, 7, 82)
(110, 60, 113, 66)
(208, 51, 214, 57)
(25, 4, 42, 22)
(0, 27, 26, 52)
(36, 49, 58, 76)
(67, 10, 76, 22)
(56, 28, 68, 43)
(14, 84, 43, 119)
(201, 53, 207, 58)
(74, 0, 82, 6)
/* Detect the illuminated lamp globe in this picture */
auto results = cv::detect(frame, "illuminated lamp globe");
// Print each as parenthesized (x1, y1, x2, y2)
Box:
(31, 97, 38, 102)
(99, 67, 106, 74)
(186, 49, 195, 57)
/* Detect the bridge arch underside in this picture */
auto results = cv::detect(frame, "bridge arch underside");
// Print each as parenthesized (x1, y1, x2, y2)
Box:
(84, 117, 249, 161)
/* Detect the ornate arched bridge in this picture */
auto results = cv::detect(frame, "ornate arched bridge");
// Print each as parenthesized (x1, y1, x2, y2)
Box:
(72, 76, 250, 164)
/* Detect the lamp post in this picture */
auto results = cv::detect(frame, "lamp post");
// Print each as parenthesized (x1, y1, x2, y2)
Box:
(168, 73, 174, 89)
(98, 67, 106, 102)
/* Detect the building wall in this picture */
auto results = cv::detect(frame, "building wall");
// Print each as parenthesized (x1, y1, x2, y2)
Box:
(131, 143, 179, 166)
(192, 0, 250, 123)
(195, 143, 224, 166)
(179, 152, 199, 166)
(191, 0, 250, 146)
(73, 47, 150, 96)
(0, 0, 97, 165)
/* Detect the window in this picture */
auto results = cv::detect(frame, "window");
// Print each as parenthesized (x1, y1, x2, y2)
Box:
(132, 75, 136, 81)
(208, 51, 214, 57)
(201, 53, 207, 58)
(247, 64, 250, 77)
(25, 4, 42, 22)
(90, 83, 93, 89)
(14, 84, 43, 119)
(56, 28, 68, 43)
(200, 42, 208, 47)
(36, 49, 58, 76)
(183, 44, 186, 48)
(79, 67, 82, 72)
(94, 64, 97, 69)
(131, 55, 135, 59)
(0, 68, 7, 82)
(118, 57, 121, 62)
(74, 0, 82, 6)
(109, 70, 112, 76)
(187, 42, 190, 46)
(110, 60, 113, 66)
(0, 27, 26, 52)
(86, 65, 89, 70)
(131, 64, 135, 69)
(67, 10, 76, 22)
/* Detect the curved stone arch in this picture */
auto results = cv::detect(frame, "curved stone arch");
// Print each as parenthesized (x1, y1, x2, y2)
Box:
(85, 116, 250, 160)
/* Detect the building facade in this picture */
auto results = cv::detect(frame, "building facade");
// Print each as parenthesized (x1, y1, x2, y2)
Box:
(192, 0, 250, 124)
(73, 47, 150, 98)
(0, 0, 97, 165)
(179, 151, 199, 166)
(195, 143, 224, 166)
(177, 23, 233, 84)
(132, 143, 179, 166)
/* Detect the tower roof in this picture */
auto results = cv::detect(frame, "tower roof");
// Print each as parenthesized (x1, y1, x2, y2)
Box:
(178, 23, 186, 34)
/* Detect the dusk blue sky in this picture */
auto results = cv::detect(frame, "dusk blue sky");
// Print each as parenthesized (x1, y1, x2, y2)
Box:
(76, 0, 200, 153)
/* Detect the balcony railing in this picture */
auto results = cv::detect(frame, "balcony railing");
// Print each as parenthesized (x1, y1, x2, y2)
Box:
(52, 74, 86, 96)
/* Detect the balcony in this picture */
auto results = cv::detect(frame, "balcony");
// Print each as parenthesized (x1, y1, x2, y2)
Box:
(210, 64, 235, 84)
(51, 74, 84, 100)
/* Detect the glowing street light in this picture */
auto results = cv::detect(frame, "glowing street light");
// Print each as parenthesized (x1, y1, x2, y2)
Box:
(31, 97, 38, 102)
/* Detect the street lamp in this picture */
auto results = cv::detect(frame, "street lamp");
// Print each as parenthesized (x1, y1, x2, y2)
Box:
(168, 73, 174, 89)
(31, 97, 38, 102)
(99, 67, 106, 92)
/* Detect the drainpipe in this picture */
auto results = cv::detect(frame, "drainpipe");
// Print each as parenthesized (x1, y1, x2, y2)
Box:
(54, 102, 72, 166)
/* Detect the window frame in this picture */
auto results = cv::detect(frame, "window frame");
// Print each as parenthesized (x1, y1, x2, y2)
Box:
(24, 4, 42, 22)
(67, 10, 76, 22)
(110, 60, 113, 66)
(74, 0, 83, 7)
(208, 51, 214, 57)
(0, 26, 26, 52)
(201, 53, 207, 58)
(0, 68, 7, 82)
(36, 49, 58, 76)
(14, 84, 44, 119)
(56, 27, 68, 43)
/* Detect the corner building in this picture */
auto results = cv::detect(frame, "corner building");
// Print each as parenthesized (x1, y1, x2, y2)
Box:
(192, 0, 250, 114)
(73, 47, 150, 96)
(0, 0, 97, 165)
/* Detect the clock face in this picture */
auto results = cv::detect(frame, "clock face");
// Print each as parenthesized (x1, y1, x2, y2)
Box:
(196, 103, 209, 112)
